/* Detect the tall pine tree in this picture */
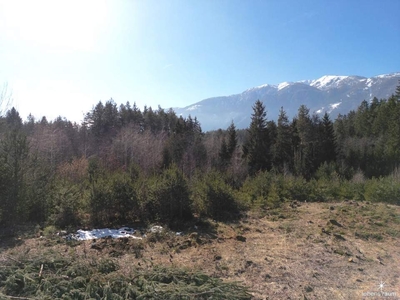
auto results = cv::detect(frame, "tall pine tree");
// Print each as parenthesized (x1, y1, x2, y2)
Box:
(273, 107, 293, 173)
(243, 100, 270, 175)
(320, 112, 337, 164)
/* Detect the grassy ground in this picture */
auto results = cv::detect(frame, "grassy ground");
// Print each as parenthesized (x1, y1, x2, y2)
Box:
(1, 201, 399, 299)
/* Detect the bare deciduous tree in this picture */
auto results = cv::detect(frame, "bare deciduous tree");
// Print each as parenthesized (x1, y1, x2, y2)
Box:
(0, 83, 12, 117)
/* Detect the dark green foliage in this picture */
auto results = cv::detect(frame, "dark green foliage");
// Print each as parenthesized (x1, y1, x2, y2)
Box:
(48, 181, 84, 228)
(1, 84, 400, 229)
(89, 170, 139, 227)
(218, 138, 230, 168)
(320, 112, 337, 164)
(243, 100, 271, 174)
(273, 107, 293, 173)
(0, 251, 251, 300)
(192, 171, 239, 220)
(227, 121, 238, 156)
(293, 105, 316, 179)
(0, 108, 29, 224)
(139, 165, 192, 224)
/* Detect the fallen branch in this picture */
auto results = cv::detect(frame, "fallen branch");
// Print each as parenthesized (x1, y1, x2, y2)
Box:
(0, 293, 37, 300)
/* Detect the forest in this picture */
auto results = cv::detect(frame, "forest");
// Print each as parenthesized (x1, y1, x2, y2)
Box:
(0, 85, 399, 228)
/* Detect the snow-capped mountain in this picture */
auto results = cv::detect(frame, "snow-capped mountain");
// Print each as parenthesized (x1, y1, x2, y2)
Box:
(173, 73, 400, 131)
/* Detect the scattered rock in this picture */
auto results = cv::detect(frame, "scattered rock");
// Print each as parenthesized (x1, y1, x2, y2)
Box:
(329, 219, 343, 227)
(150, 226, 163, 233)
(235, 269, 245, 275)
(178, 239, 192, 250)
(90, 242, 103, 251)
(321, 228, 331, 235)
(264, 257, 273, 263)
(333, 233, 346, 241)
(57, 230, 68, 236)
(236, 235, 246, 242)
(245, 260, 253, 267)
(305, 285, 313, 293)
(290, 201, 300, 208)
(189, 232, 198, 239)
(348, 258, 354, 263)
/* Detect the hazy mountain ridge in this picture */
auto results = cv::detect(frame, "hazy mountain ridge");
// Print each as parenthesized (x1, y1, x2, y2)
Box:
(173, 72, 400, 131)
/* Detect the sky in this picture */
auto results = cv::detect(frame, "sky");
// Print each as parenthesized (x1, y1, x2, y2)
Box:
(0, 0, 399, 123)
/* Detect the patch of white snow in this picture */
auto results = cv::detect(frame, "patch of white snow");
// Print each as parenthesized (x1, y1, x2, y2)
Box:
(310, 75, 349, 89)
(277, 82, 291, 91)
(186, 104, 201, 111)
(71, 227, 142, 241)
(328, 102, 342, 113)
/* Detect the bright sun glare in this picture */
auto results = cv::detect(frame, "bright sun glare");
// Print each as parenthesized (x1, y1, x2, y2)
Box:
(0, 0, 108, 52)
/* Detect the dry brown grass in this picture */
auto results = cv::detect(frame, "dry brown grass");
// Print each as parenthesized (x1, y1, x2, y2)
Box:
(1, 201, 399, 299)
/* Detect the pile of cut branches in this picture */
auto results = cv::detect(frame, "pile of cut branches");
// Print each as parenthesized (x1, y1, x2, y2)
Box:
(0, 251, 252, 300)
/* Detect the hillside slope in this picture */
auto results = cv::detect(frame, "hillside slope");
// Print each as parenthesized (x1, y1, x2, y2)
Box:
(174, 73, 400, 131)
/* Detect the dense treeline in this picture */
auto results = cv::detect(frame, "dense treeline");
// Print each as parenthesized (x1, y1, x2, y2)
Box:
(0, 86, 399, 227)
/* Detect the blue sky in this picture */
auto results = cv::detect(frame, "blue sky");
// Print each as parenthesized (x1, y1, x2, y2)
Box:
(0, 0, 399, 122)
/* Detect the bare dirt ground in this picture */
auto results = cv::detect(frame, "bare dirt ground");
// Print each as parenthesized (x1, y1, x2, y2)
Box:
(2, 201, 400, 299)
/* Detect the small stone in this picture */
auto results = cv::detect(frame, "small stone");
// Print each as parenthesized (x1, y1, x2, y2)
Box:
(245, 260, 253, 267)
(329, 219, 343, 227)
(333, 233, 346, 241)
(236, 235, 246, 242)
(305, 285, 313, 293)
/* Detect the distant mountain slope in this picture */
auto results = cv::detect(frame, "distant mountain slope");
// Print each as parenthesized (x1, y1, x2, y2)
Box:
(173, 73, 400, 131)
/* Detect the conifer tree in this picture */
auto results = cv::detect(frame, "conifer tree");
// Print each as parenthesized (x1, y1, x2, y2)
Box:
(217, 122, 238, 170)
(320, 112, 337, 164)
(227, 121, 238, 157)
(274, 107, 293, 172)
(243, 100, 270, 174)
(218, 138, 230, 168)
(294, 105, 314, 178)
(0, 108, 29, 223)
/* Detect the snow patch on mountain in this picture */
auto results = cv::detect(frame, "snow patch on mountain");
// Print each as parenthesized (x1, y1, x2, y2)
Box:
(173, 72, 400, 131)
(249, 83, 274, 91)
(310, 75, 349, 89)
(328, 102, 342, 113)
(277, 82, 291, 91)
(366, 78, 374, 87)
(186, 104, 201, 111)
(376, 72, 400, 79)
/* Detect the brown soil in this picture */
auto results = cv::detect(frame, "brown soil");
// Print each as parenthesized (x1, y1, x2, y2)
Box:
(2, 201, 400, 299)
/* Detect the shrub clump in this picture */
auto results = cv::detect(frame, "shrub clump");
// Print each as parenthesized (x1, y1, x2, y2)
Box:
(191, 171, 240, 220)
